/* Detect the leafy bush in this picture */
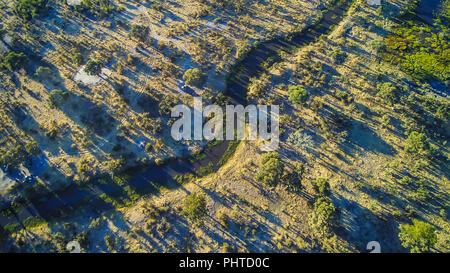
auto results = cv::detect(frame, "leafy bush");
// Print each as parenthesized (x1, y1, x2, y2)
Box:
(195, 162, 214, 177)
(152, 118, 163, 134)
(34, 66, 53, 80)
(129, 24, 149, 42)
(312, 178, 330, 196)
(182, 192, 207, 226)
(288, 85, 309, 105)
(404, 131, 431, 158)
(183, 68, 206, 87)
(84, 59, 103, 76)
(335, 90, 353, 104)
(398, 219, 437, 253)
(89, 218, 103, 229)
(412, 179, 430, 203)
(4, 223, 20, 234)
(158, 96, 177, 116)
(309, 197, 337, 238)
(377, 82, 398, 105)
(3, 52, 28, 71)
(255, 152, 284, 187)
(49, 89, 69, 108)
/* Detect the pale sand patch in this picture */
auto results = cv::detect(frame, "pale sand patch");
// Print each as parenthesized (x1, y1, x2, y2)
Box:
(67, 0, 82, 7)
(74, 65, 112, 86)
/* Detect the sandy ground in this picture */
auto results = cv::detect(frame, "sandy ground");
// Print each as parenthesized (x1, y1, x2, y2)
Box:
(74, 66, 112, 86)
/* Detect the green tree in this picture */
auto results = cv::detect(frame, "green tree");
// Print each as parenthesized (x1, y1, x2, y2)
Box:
(255, 152, 284, 187)
(84, 59, 103, 76)
(49, 89, 69, 108)
(398, 219, 437, 253)
(14, 0, 48, 21)
(183, 68, 206, 87)
(182, 192, 207, 226)
(404, 131, 431, 158)
(288, 85, 309, 105)
(3, 52, 28, 71)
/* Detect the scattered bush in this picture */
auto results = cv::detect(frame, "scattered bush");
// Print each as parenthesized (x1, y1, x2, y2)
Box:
(287, 130, 313, 151)
(104, 235, 115, 251)
(309, 197, 337, 238)
(145, 143, 153, 153)
(183, 68, 206, 87)
(404, 131, 431, 158)
(412, 179, 430, 203)
(106, 158, 125, 174)
(288, 85, 309, 105)
(312, 178, 330, 196)
(255, 152, 284, 187)
(182, 192, 207, 226)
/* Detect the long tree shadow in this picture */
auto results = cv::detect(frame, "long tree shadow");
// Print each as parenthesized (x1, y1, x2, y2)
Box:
(333, 194, 405, 253)
(342, 119, 395, 156)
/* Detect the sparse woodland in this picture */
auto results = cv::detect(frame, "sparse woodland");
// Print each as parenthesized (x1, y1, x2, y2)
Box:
(0, 0, 448, 253)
